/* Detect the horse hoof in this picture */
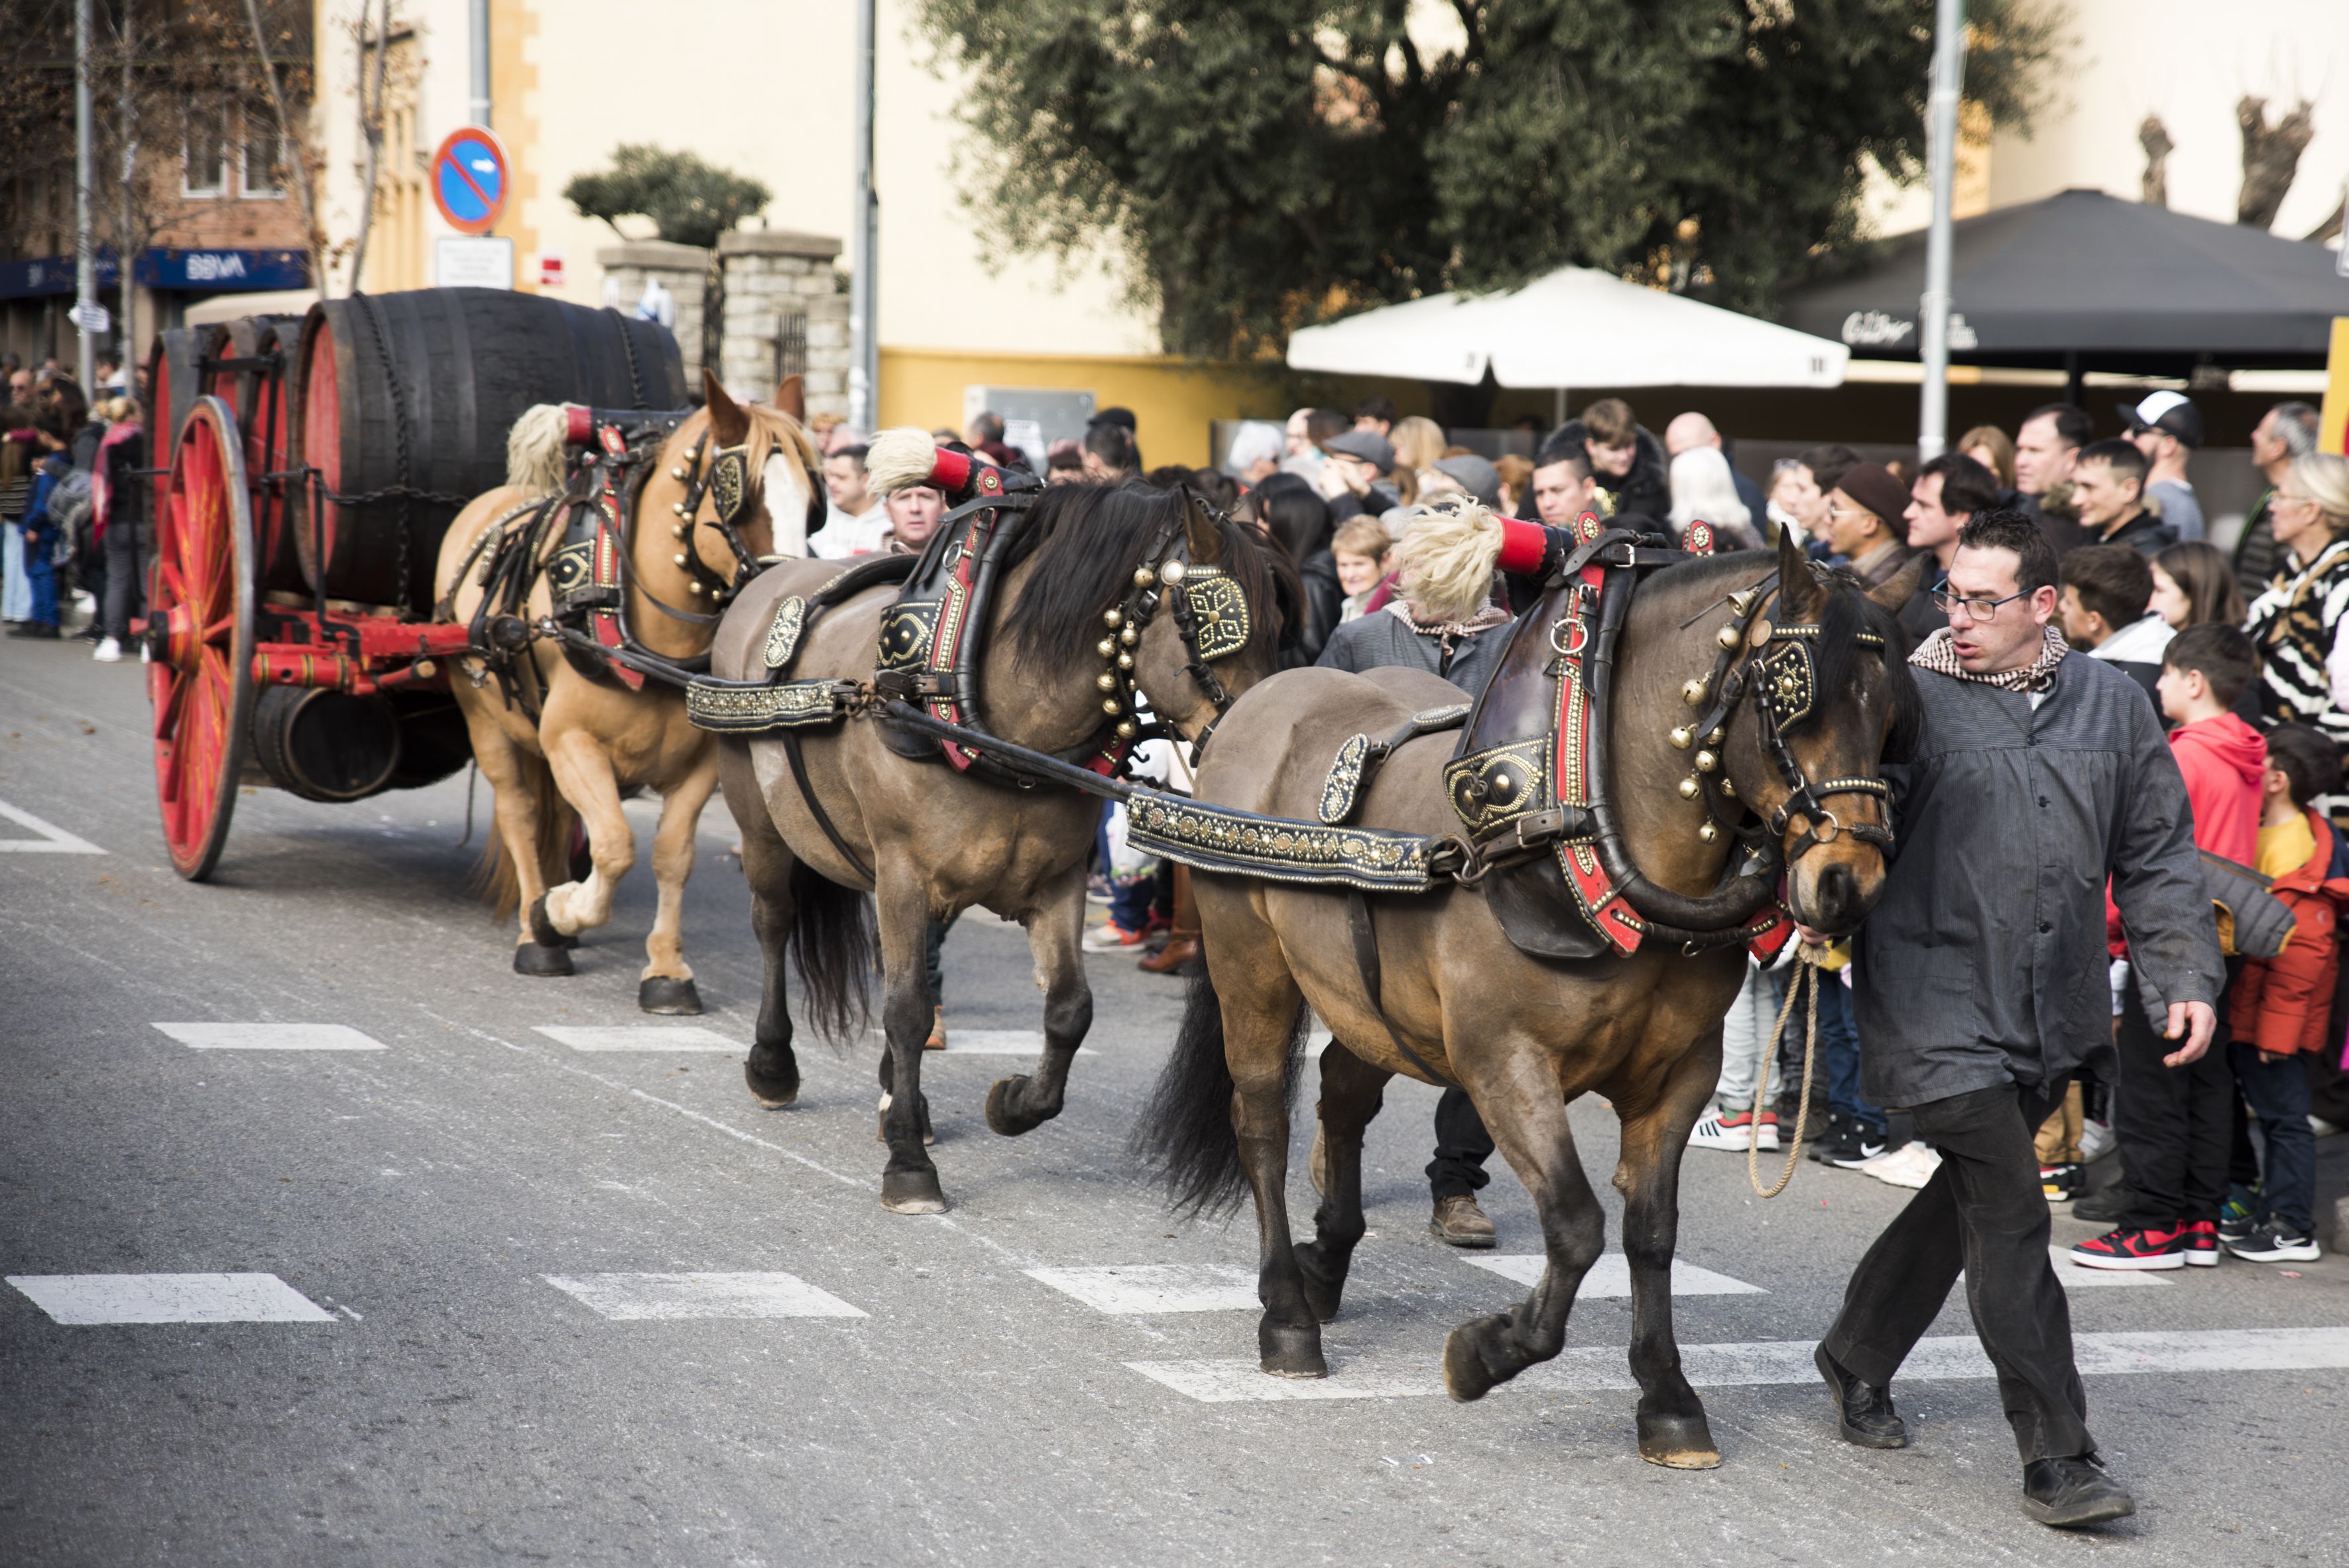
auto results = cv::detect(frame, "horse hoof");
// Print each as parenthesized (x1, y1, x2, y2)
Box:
(983, 1075, 1054, 1137)
(527, 894, 573, 949)
(1258, 1321, 1327, 1379)
(512, 941, 574, 977)
(880, 1169, 949, 1214)
(1442, 1324, 1500, 1403)
(638, 975, 703, 1015)
(744, 1055, 800, 1109)
(1638, 1412, 1723, 1470)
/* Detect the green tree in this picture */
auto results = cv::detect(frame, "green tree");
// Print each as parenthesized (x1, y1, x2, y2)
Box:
(915, 1, 2057, 357)
(564, 145, 771, 250)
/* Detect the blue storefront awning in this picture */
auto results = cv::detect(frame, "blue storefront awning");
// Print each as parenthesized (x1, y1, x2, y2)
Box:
(0, 247, 309, 300)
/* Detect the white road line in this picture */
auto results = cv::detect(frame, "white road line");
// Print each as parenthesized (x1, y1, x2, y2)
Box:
(152, 1023, 387, 1052)
(7, 1272, 335, 1325)
(1027, 1263, 1259, 1314)
(1465, 1253, 1767, 1297)
(0, 799, 105, 854)
(867, 1026, 1071, 1055)
(543, 1272, 867, 1321)
(2047, 1245, 2175, 1288)
(1127, 1325, 2349, 1403)
(534, 1026, 741, 1053)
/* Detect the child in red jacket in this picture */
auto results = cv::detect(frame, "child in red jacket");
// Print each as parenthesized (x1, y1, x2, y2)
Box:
(2078, 625, 2267, 1270)
(2222, 723, 2342, 1262)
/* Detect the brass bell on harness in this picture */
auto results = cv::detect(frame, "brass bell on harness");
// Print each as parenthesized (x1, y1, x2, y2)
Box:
(671, 466, 688, 481)
(672, 523, 689, 540)
(1694, 750, 1718, 773)
(1102, 697, 1122, 716)
(687, 581, 705, 595)
(1681, 676, 1709, 706)
(1698, 821, 1719, 843)
(1727, 587, 1762, 617)
(673, 501, 690, 518)
(1097, 672, 1118, 692)
(1718, 777, 1736, 800)
(672, 552, 689, 568)
(1133, 566, 1156, 588)
(1104, 609, 1123, 629)
(1677, 776, 1701, 800)
(1669, 725, 1694, 750)
(1097, 638, 1116, 658)
(1706, 727, 1724, 745)
(1115, 719, 1138, 739)
(1117, 652, 1134, 670)
(1160, 559, 1188, 585)
(1716, 624, 1741, 650)
(1119, 625, 1138, 646)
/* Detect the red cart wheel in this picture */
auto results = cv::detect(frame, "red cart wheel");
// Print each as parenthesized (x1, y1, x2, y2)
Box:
(148, 396, 257, 881)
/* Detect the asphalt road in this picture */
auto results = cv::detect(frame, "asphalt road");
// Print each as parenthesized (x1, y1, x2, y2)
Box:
(4, 635, 2348, 1568)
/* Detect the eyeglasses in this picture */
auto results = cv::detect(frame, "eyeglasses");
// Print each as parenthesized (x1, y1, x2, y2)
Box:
(1929, 585, 2033, 621)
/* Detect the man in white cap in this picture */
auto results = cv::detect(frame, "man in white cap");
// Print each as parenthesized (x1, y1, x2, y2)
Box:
(2120, 391, 2205, 542)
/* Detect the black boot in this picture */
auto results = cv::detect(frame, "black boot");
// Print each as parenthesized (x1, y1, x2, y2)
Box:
(2022, 1455, 2134, 1528)
(1815, 1343, 1908, 1448)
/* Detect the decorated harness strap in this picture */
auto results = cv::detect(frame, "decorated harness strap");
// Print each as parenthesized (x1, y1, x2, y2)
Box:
(546, 423, 648, 691)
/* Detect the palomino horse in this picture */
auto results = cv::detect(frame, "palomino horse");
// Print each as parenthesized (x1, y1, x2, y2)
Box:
(1137, 524, 1919, 1469)
(434, 372, 823, 1009)
(708, 469, 1294, 1213)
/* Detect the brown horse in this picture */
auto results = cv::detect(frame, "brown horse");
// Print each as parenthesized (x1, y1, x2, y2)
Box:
(434, 372, 823, 1010)
(1136, 524, 1920, 1469)
(708, 470, 1294, 1213)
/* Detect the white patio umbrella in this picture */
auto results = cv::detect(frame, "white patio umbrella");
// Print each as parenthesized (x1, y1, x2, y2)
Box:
(1285, 265, 1848, 389)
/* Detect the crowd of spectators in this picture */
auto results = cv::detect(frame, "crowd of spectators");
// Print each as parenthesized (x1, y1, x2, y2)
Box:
(0, 352, 146, 660)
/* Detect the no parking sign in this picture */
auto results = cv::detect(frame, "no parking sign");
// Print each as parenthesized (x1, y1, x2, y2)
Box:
(431, 127, 510, 236)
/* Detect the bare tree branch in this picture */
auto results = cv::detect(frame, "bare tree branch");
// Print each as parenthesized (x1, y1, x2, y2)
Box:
(345, 0, 392, 290)
(241, 0, 326, 298)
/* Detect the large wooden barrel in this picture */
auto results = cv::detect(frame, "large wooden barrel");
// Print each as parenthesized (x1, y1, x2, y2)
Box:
(145, 327, 206, 525)
(290, 288, 686, 613)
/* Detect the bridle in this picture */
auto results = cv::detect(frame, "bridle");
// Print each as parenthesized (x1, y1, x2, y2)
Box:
(1674, 571, 1896, 865)
(648, 423, 826, 623)
(1095, 494, 1259, 761)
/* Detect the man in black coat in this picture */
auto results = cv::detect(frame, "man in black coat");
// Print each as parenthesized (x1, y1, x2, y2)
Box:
(1819, 510, 2218, 1530)
(1561, 397, 1667, 526)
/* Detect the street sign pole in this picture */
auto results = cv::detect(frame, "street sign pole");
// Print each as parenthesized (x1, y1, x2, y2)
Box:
(849, 0, 879, 433)
(74, 0, 95, 392)
(1916, 0, 1967, 461)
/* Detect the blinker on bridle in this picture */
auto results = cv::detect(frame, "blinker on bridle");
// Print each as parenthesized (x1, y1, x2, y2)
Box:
(1097, 495, 1255, 756)
(1671, 574, 1894, 864)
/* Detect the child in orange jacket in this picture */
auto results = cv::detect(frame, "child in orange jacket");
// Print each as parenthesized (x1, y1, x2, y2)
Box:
(2222, 723, 2345, 1262)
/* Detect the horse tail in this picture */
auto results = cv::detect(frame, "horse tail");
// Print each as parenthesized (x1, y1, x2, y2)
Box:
(786, 859, 874, 1043)
(506, 403, 570, 495)
(477, 754, 577, 922)
(1130, 967, 1307, 1217)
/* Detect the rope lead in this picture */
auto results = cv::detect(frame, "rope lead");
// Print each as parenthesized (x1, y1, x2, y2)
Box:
(1748, 942, 1829, 1198)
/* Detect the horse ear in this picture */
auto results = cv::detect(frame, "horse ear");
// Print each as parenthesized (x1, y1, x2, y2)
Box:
(1776, 523, 1823, 617)
(1868, 551, 1927, 613)
(702, 369, 750, 446)
(1182, 487, 1225, 565)
(772, 375, 805, 423)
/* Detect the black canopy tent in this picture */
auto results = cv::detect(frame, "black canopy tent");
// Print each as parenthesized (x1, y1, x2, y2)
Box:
(1778, 189, 2349, 400)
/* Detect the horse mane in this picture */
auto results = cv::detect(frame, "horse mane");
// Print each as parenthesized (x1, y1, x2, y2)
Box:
(1656, 549, 1921, 760)
(997, 481, 1298, 684)
(504, 399, 819, 499)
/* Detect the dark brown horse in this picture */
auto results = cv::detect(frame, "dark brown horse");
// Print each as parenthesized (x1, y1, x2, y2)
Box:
(709, 474, 1294, 1213)
(1136, 526, 1919, 1468)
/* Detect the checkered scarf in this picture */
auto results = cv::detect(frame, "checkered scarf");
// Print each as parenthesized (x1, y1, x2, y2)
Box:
(1908, 624, 2069, 692)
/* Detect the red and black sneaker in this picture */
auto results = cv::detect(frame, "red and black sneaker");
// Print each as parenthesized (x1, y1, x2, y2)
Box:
(2070, 1223, 2187, 1271)
(2181, 1219, 2220, 1268)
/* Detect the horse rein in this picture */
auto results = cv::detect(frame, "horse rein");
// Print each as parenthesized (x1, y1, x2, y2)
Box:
(1675, 572, 1895, 865)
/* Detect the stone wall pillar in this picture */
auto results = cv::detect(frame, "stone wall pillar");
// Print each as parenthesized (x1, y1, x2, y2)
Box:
(595, 240, 713, 387)
(714, 230, 849, 420)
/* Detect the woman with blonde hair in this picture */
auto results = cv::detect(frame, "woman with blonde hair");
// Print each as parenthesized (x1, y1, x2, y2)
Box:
(1314, 497, 1510, 690)
(1667, 446, 1760, 549)
(1958, 424, 2017, 491)
(2244, 453, 2349, 749)
(1390, 414, 1447, 477)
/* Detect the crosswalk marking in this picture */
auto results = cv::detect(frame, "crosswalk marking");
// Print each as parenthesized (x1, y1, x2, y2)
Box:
(1465, 1253, 1766, 1297)
(1127, 1325, 2349, 1404)
(152, 1024, 387, 1052)
(7, 1272, 335, 1325)
(2047, 1244, 2173, 1288)
(533, 1026, 741, 1053)
(867, 1026, 1073, 1055)
(543, 1272, 866, 1320)
(1026, 1264, 1258, 1314)
(0, 798, 105, 854)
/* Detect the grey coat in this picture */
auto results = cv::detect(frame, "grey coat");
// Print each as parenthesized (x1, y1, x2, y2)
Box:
(1851, 651, 2221, 1107)
(1315, 603, 1511, 695)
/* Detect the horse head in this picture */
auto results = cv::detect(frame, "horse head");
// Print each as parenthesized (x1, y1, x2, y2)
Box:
(645, 372, 824, 622)
(1714, 527, 1922, 937)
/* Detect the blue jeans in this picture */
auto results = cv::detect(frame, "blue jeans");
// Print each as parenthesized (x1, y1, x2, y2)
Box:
(21, 526, 57, 627)
(2229, 1042, 2315, 1235)
(1817, 971, 1882, 1133)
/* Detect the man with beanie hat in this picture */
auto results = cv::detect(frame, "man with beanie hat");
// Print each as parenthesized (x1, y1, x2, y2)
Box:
(1823, 462, 1917, 589)
(2120, 391, 2206, 543)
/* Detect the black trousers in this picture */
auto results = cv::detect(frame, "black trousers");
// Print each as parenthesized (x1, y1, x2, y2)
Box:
(1823, 1081, 2093, 1465)
(2114, 987, 2232, 1229)
(1426, 1087, 1494, 1198)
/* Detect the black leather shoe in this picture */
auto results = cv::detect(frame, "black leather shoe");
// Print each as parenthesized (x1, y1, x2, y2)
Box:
(1815, 1343, 1908, 1448)
(2069, 1182, 2134, 1224)
(2022, 1455, 2135, 1528)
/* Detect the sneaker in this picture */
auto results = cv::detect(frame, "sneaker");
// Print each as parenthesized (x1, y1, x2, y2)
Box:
(2311, 1115, 2342, 1138)
(2070, 1224, 2187, 1271)
(1082, 920, 1148, 951)
(1830, 1126, 1889, 1170)
(2219, 1183, 2259, 1239)
(91, 636, 121, 662)
(2040, 1162, 2083, 1203)
(2222, 1225, 2320, 1262)
(1689, 1107, 1780, 1152)
(1807, 1110, 1853, 1164)
(2180, 1219, 2220, 1267)
(1085, 873, 1111, 905)
(2077, 1118, 2116, 1164)
(2069, 1182, 2134, 1225)
(1860, 1142, 1941, 1189)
